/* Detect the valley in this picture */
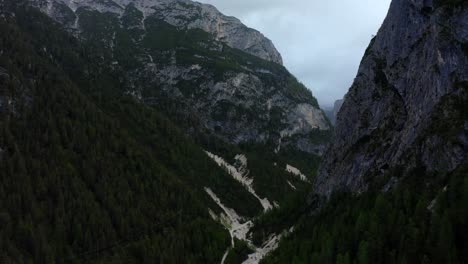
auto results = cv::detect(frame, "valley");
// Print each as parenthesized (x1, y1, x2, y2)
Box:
(0, 0, 466, 263)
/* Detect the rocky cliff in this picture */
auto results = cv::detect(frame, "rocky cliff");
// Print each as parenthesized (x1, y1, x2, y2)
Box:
(316, 0, 468, 196)
(332, 99, 343, 121)
(33, 0, 283, 64)
(28, 0, 330, 154)
(324, 99, 344, 125)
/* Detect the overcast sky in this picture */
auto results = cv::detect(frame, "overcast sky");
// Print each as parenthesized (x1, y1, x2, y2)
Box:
(197, 0, 391, 108)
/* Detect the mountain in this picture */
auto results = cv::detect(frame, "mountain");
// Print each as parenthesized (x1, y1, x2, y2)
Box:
(0, 7, 233, 262)
(259, 1, 468, 263)
(0, 0, 330, 263)
(4, 0, 466, 263)
(29, 0, 330, 155)
(323, 99, 343, 125)
(316, 0, 467, 196)
(332, 99, 343, 122)
(33, 0, 283, 64)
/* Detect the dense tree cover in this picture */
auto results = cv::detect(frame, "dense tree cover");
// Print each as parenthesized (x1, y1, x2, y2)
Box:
(2, 2, 466, 264)
(249, 186, 313, 247)
(224, 239, 254, 264)
(12, 1, 268, 217)
(235, 144, 318, 207)
(56, 0, 327, 212)
(0, 2, 328, 263)
(261, 164, 468, 264)
(1, 0, 323, 218)
(0, 4, 249, 263)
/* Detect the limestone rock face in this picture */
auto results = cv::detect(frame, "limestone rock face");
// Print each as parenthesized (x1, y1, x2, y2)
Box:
(147, 65, 330, 150)
(28, 0, 330, 154)
(316, 0, 468, 196)
(33, 0, 283, 64)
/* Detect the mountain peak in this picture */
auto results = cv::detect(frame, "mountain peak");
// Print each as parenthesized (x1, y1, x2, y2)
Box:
(26, 0, 329, 155)
(34, 0, 283, 64)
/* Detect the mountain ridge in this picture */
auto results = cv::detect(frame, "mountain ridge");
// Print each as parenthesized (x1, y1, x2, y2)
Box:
(31, 0, 284, 64)
(27, 0, 331, 155)
(0, 1, 327, 262)
(259, 1, 468, 263)
(315, 0, 468, 196)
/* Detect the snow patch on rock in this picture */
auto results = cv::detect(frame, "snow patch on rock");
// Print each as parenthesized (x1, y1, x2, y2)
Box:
(221, 250, 230, 264)
(287, 180, 297, 190)
(205, 186, 291, 264)
(205, 151, 273, 212)
(205, 187, 254, 264)
(285, 164, 309, 182)
(205, 187, 243, 228)
(242, 226, 295, 264)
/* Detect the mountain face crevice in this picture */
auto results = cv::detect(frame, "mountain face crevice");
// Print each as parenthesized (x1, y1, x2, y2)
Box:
(316, 0, 468, 196)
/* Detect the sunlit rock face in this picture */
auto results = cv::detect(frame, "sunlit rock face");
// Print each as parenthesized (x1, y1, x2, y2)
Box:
(316, 0, 468, 196)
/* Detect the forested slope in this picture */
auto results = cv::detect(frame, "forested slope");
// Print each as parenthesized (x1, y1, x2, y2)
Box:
(0, 3, 235, 262)
(260, 1, 468, 263)
(0, 1, 330, 262)
(262, 164, 468, 263)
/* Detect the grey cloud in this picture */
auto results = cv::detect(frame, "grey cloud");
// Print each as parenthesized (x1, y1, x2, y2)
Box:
(197, 0, 391, 107)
